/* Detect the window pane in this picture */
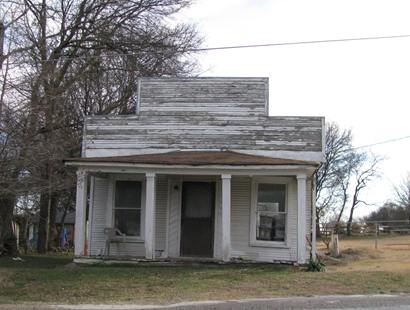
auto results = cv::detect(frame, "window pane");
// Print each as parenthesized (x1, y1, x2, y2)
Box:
(115, 181, 141, 209)
(257, 184, 286, 212)
(115, 209, 141, 236)
(256, 213, 286, 242)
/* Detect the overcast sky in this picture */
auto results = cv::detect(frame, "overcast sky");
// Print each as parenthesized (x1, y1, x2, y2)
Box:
(175, 0, 410, 217)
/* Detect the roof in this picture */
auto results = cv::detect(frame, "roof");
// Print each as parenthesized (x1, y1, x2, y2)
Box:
(64, 151, 317, 166)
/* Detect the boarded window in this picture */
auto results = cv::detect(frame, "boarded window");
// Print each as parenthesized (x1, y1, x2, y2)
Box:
(114, 181, 142, 236)
(256, 184, 286, 242)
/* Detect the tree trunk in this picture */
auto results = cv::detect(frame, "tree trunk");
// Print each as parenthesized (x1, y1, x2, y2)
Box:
(315, 208, 321, 238)
(37, 192, 50, 253)
(57, 205, 68, 248)
(21, 216, 29, 254)
(47, 194, 58, 250)
(346, 205, 355, 236)
(0, 193, 17, 256)
(0, 22, 4, 67)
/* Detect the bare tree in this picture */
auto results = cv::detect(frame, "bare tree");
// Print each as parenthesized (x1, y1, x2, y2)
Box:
(394, 173, 410, 209)
(0, 0, 202, 254)
(315, 122, 353, 233)
(346, 153, 381, 235)
(334, 150, 364, 224)
(315, 122, 382, 236)
(0, 21, 4, 67)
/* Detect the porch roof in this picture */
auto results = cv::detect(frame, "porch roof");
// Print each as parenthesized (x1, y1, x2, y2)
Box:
(64, 151, 317, 167)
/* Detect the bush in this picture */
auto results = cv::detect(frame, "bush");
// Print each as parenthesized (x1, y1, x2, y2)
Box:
(306, 258, 326, 272)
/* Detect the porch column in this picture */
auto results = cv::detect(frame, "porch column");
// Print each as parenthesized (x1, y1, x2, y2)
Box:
(311, 177, 317, 261)
(74, 169, 88, 257)
(221, 174, 231, 262)
(297, 173, 307, 264)
(145, 172, 156, 259)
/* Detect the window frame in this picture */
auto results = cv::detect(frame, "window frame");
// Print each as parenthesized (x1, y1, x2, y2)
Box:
(111, 176, 145, 242)
(250, 177, 291, 248)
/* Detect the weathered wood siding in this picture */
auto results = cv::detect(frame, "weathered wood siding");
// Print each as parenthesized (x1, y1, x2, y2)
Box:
(138, 78, 268, 116)
(85, 115, 323, 157)
(155, 175, 168, 254)
(230, 176, 311, 263)
(84, 77, 323, 159)
(89, 177, 109, 256)
(89, 175, 311, 263)
(89, 175, 168, 258)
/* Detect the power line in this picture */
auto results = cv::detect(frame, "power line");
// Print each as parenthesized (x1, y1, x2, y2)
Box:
(193, 34, 410, 52)
(349, 135, 410, 151)
(12, 33, 410, 63)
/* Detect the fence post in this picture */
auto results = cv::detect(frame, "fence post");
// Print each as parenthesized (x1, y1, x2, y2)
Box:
(374, 223, 378, 249)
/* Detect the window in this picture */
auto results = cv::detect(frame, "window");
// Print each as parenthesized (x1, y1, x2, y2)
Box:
(255, 183, 287, 242)
(114, 180, 142, 237)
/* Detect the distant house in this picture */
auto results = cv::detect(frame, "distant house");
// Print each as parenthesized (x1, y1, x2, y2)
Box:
(65, 77, 324, 264)
(14, 209, 76, 251)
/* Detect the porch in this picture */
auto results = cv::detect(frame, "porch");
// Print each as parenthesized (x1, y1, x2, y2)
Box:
(66, 151, 317, 264)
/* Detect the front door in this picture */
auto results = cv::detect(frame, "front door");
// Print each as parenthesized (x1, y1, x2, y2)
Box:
(180, 182, 215, 257)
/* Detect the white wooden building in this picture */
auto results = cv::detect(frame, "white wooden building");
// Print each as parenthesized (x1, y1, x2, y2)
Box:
(65, 77, 324, 264)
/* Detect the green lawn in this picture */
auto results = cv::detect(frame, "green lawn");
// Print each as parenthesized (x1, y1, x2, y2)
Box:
(1, 255, 410, 305)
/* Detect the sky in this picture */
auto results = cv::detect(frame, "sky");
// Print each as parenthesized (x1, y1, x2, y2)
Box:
(175, 0, 410, 218)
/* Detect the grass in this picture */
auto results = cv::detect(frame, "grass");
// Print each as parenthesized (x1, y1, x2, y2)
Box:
(1, 235, 410, 305)
(324, 234, 410, 272)
(1, 248, 410, 305)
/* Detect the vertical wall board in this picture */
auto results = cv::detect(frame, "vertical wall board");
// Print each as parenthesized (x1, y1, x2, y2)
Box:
(155, 175, 168, 255)
(90, 177, 109, 256)
(167, 179, 182, 257)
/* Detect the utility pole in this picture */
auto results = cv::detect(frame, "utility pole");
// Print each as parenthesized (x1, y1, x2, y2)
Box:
(375, 223, 379, 249)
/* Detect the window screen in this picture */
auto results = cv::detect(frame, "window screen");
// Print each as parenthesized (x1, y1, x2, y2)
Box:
(114, 181, 142, 236)
(256, 184, 286, 242)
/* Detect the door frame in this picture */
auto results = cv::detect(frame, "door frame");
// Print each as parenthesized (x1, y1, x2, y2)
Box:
(167, 176, 220, 259)
(180, 181, 216, 258)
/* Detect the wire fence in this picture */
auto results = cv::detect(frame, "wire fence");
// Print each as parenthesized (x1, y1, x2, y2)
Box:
(319, 220, 410, 251)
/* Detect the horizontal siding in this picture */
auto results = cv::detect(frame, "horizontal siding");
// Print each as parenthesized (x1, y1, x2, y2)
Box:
(89, 175, 309, 262)
(230, 176, 298, 263)
(138, 78, 268, 116)
(107, 242, 145, 257)
(85, 115, 323, 157)
(83, 78, 323, 158)
(89, 175, 168, 258)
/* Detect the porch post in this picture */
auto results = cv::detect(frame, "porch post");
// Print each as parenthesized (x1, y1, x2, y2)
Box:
(145, 172, 156, 259)
(221, 174, 231, 262)
(311, 177, 317, 260)
(297, 173, 307, 264)
(74, 169, 88, 257)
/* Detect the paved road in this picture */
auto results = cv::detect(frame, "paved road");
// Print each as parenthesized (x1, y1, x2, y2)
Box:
(3, 295, 410, 310)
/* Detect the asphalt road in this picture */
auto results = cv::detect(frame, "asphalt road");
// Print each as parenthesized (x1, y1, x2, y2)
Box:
(3, 295, 410, 310)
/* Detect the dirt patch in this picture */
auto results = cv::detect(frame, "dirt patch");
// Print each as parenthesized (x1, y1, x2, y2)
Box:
(324, 235, 410, 272)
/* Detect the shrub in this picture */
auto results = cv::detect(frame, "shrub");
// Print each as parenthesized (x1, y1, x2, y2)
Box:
(306, 258, 326, 272)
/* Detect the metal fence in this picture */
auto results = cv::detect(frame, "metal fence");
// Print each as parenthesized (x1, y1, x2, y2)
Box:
(319, 220, 410, 252)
